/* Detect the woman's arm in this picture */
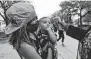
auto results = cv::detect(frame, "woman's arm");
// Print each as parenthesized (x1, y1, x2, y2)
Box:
(66, 25, 87, 41)
(58, 21, 87, 41)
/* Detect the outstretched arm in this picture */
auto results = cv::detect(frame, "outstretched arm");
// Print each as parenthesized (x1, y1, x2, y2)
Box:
(58, 21, 87, 41)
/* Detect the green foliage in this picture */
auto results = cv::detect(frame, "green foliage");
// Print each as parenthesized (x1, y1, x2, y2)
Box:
(0, 1, 29, 25)
(59, 1, 91, 25)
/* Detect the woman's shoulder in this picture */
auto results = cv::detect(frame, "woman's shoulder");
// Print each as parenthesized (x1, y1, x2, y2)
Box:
(85, 29, 91, 37)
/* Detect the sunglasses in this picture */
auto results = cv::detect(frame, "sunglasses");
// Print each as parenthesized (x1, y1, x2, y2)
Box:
(30, 16, 38, 23)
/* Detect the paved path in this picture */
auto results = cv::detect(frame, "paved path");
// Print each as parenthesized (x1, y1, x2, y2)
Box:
(0, 33, 79, 59)
(0, 39, 20, 59)
(56, 33, 79, 59)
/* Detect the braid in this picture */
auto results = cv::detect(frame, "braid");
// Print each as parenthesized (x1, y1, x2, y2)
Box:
(9, 30, 20, 49)
(9, 24, 33, 50)
(22, 25, 33, 45)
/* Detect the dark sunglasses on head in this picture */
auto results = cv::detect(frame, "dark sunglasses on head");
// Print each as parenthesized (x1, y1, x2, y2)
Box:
(30, 16, 38, 23)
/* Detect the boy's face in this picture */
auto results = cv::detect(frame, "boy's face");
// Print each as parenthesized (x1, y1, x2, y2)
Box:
(39, 18, 50, 30)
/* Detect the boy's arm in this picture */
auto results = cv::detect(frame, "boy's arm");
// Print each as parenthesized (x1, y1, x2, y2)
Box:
(47, 48, 52, 59)
(46, 26, 57, 44)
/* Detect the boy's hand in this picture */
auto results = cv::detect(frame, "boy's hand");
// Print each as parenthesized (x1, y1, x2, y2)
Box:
(46, 24, 53, 32)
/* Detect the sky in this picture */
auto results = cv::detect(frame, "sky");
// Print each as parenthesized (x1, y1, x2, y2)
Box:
(0, 0, 70, 21)
(30, 0, 66, 18)
(0, 0, 69, 20)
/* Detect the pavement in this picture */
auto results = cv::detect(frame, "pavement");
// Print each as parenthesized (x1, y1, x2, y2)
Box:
(56, 32, 79, 59)
(0, 33, 79, 59)
(0, 39, 21, 59)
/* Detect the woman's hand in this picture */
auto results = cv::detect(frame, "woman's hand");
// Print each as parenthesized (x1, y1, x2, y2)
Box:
(58, 21, 68, 31)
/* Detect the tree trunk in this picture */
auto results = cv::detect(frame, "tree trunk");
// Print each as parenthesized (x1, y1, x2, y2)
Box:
(79, 9, 82, 26)
(4, 10, 9, 26)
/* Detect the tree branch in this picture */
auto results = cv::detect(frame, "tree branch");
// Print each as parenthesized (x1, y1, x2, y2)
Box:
(0, 13, 5, 20)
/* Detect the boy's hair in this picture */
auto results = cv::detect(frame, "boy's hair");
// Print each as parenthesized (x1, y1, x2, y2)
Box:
(38, 17, 49, 24)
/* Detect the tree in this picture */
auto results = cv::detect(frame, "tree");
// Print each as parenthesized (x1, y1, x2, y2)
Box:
(0, 1, 18, 25)
(76, 1, 91, 25)
(0, 0, 30, 25)
(59, 1, 77, 24)
(59, 1, 91, 26)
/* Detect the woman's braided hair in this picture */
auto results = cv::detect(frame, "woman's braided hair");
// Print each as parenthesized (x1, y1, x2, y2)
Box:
(9, 24, 34, 50)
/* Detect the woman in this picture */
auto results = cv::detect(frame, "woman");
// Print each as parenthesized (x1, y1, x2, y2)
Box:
(5, 2, 42, 59)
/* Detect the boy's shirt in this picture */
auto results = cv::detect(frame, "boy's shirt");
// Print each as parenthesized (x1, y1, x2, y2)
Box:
(37, 30, 50, 48)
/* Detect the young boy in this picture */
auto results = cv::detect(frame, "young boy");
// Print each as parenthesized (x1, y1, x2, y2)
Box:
(37, 17, 57, 59)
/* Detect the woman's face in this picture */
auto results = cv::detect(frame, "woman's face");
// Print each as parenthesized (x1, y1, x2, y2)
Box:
(39, 18, 50, 30)
(26, 17, 38, 32)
